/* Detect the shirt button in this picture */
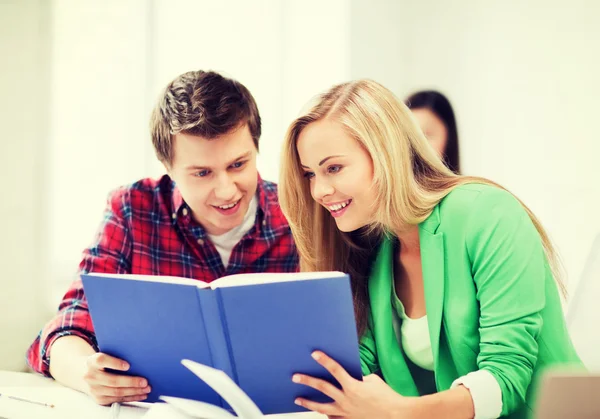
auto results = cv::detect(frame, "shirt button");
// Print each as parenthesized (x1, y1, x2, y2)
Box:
(262, 219, 267, 226)
(197, 238, 204, 245)
(183, 207, 189, 216)
(171, 212, 177, 219)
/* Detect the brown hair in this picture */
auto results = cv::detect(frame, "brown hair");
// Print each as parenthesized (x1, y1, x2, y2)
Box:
(150, 70, 261, 166)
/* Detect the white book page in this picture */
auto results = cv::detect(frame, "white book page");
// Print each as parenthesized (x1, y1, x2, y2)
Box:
(210, 271, 346, 289)
(180, 360, 263, 419)
(142, 403, 192, 419)
(86, 273, 210, 289)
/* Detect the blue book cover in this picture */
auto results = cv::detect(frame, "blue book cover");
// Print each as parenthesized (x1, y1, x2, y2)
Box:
(81, 271, 361, 414)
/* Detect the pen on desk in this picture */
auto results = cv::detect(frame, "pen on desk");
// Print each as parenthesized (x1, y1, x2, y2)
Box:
(0, 393, 55, 408)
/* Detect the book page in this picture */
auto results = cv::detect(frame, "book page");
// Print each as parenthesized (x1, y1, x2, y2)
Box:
(210, 271, 346, 289)
(181, 359, 263, 419)
(86, 273, 210, 289)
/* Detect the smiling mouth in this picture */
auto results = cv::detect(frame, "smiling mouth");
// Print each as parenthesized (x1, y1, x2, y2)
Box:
(326, 199, 352, 213)
(212, 199, 241, 210)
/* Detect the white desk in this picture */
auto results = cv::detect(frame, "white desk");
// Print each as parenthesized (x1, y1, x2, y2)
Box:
(0, 371, 60, 387)
(0, 371, 325, 419)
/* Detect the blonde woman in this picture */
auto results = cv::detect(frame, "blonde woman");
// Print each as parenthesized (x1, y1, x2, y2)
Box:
(280, 80, 582, 419)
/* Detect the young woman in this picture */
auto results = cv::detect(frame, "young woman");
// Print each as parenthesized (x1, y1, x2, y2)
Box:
(279, 80, 581, 419)
(405, 90, 460, 174)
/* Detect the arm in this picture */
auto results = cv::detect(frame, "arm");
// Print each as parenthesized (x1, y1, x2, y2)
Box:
(402, 386, 474, 419)
(409, 189, 545, 418)
(27, 189, 150, 404)
(27, 188, 131, 376)
(293, 351, 472, 419)
(463, 188, 546, 415)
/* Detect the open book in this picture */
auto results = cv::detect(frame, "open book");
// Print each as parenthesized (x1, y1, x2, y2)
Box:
(142, 360, 325, 419)
(81, 271, 361, 414)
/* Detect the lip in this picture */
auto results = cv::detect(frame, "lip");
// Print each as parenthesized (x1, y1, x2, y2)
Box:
(211, 199, 242, 216)
(324, 199, 352, 218)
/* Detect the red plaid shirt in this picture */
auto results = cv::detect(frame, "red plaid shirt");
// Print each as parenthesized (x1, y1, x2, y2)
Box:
(27, 174, 298, 375)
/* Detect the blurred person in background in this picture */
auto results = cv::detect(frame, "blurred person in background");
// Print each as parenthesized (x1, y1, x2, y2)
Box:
(26, 70, 298, 405)
(405, 90, 460, 174)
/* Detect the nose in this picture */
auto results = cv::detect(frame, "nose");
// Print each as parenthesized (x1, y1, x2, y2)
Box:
(214, 173, 237, 201)
(311, 176, 334, 201)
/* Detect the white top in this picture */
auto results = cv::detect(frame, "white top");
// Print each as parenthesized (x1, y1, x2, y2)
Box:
(206, 195, 258, 268)
(391, 285, 434, 371)
(391, 281, 503, 418)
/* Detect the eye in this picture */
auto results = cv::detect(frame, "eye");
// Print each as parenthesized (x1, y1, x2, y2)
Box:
(327, 165, 342, 174)
(230, 161, 246, 169)
(194, 170, 210, 177)
(303, 171, 315, 180)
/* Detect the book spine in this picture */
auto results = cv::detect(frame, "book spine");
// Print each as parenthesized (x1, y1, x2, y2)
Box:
(214, 288, 239, 385)
(196, 288, 237, 384)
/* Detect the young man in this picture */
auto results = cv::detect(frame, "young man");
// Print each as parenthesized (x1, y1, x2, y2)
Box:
(27, 70, 298, 405)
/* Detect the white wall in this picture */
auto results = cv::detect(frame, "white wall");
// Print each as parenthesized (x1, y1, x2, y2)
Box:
(47, 0, 151, 302)
(350, 0, 600, 293)
(0, 0, 50, 371)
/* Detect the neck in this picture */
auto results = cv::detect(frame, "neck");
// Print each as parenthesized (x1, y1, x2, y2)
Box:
(394, 226, 420, 254)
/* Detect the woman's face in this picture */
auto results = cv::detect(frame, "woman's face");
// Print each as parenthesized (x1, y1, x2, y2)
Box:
(296, 119, 377, 233)
(411, 108, 448, 157)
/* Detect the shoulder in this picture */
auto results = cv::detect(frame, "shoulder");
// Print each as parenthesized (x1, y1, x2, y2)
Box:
(106, 175, 173, 217)
(435, 182, 530, 239)
(439, 183, 524, 221)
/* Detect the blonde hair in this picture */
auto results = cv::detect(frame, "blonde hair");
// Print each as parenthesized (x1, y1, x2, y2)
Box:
(279, 79, 565, 335)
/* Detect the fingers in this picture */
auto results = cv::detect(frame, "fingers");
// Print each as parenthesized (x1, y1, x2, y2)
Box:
(84, 352, 151, 405)
(294, 398, 343, 417)
(311, 351, 354, 388)
(88, 352, 130, 371)
(87, 379, 151, 405)
(84, 365, 148, 389)
(292, 374, 344, 402)
(89, 383, 151, 398)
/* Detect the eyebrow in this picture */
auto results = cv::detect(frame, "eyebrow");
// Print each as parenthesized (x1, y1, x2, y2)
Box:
(185, 151, 253, 171)
(300, 155, 344, 169)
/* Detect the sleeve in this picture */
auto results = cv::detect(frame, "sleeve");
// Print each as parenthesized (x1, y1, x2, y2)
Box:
(451, 369, 503, 418)
(26, 189, 133, 376)
(465, 188, 547, 416)
(359, 324, 380, 376)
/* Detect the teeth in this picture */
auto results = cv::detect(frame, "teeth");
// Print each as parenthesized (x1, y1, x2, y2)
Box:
(328, 200, 350, 212)
(218, 201, 238, 209)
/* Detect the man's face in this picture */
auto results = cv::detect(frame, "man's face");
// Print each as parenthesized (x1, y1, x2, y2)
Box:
(167, 124, 258, 235)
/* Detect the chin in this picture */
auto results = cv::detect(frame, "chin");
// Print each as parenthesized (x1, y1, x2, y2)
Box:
(334, 220, 360, 233)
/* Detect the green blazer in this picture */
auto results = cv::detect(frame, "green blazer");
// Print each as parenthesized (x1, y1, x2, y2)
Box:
(359, 184, 582, 418)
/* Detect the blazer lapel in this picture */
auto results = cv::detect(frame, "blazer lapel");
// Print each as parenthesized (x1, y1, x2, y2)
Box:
(369, 236, 419, 396)
(419, 205, 446, 385)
